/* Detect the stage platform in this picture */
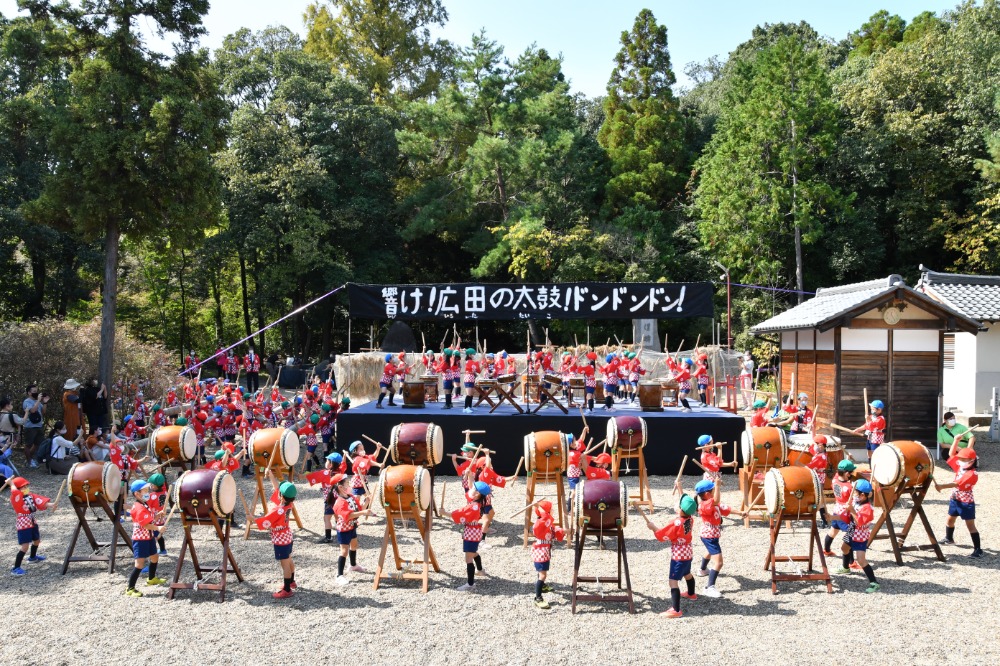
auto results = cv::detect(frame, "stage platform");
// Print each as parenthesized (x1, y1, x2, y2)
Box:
(337, 398, 747, 476)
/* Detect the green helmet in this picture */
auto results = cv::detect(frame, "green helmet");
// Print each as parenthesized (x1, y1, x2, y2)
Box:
(461, 443, 478, 453)
(214, 449, 225, 460)
(679, 494, 697, 516)
(465, 347, 476, 356)
(443, 348, 453, 357)
(175, 416, 189, 426)
(279, 481, 297, 500)
(837, 459, 857, 473)
(152, 403, 161, 412)
(753, 399, 767, 409)
(148, 473, 166, 489)
(310, 413, 320, 424)
(281, 401, 290, 408)
(321, 403, 331, 412)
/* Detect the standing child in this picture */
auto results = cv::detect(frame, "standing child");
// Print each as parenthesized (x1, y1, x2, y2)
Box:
(824, 459, 857, 556)
(565, 429, 588, 512)
(462, 348, 481, 414)
(581, 352, 598, 412)
(530, 500, 565, 609)
(837, 479, 879, 592)
(451, 481, 491, 591)
(146, 473, 170, 556)
(805, 435, 830, 527)
(300, 414, 321, 471)
(376, 354, 397, 409)
(693, 479, 730, 598)
(124, 480, 167, 596)
(599, 354, 619, 410)
(694, 353, 710, 405)
(438, 349, 455, 410)
(697, 435, 737, 502)
(306, 453, 347, 543)
(853, 400, 885, 462)
(347, 440, 384, 498)
(9, 477, 52, 576)
(936, 447, 982, 557)
(640, 491, 699, 617)
(255, 469, 297, 598)
(333, 475, 373, 585)
(669, 358, 695, 412)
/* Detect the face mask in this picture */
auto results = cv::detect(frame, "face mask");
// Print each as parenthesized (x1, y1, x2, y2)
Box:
(31, 392, 39, 399)
(140, 493, 150, 503)
(946, 419, 956, 427)
(59, 428, 67, 435)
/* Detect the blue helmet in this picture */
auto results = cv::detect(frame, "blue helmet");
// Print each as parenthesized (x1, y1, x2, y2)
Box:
(311, 384, 319, 393)
(683, 357, 694, 366)
(326, 452, 343, 464)
(123, 414, 132, 423)
(294, 396, 302, 405)
(473, 481, 492, 496)
(694, 480, 715, 495)
(213, 405, 224, 414)
(605, 353, 615, 363)
(854, 479, 873, 494)
(869, 400, 884, 410)
(130, 480, 149, 494)
(501, 351, 508, 359)
(697, 434, 712, 446)
(349, 440, 362, 453)
(384, 353, 392, 363)
(205, 394, 214, 402)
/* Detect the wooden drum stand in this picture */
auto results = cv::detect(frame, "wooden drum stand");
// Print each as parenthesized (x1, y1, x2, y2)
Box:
(764, 511, 832, 594)
(62, 495, 133, 574)
(373, 503, 440, 594)
(169, 511, 243, 602)
(612, 448, 652, 511)
(570, 516, 635, 614)
(867, 477, 945, 565)
(522, 469, 566, 547)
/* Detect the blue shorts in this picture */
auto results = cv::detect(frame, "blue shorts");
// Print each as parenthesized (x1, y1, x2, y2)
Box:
(324, 504, 334, 516)
(463, 539, 480, 553)
(379, 381, 392, 389)
(464, 382, 475, 389)
(866, 441, 879, 452)
(850, 540, 868, 552)
(568, 477, 580, 489)
(322, 433, 333, 445)
(948, 499, 976, 520)
(443, 380, 454, 391)
(534, 561, 550, 572)
(337, 528, 357, 545)
(669, 559, 693, 580)
(132, 539, 156, 559)
(701, 537, 722, 556)
(352, 487, 365, 496)
(585, 387, 595, 395)
(831, 519, 851, 532)
(16, 526, 40, 545)
(307, 444, 318, 453)
(273, 543, 293, 560)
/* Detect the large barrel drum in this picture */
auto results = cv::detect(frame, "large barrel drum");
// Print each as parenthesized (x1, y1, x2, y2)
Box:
(572, 478, 628, 529)
(377, 465, 432, 513)
(67, 461, 121, 503)
(249, 427, 300, 470)
(151, 425, 197, 463)
(524, 431, 568, 476)
(172, 469, 237, 520)
(741, 427, 787, 468)
(607, 415, 647, 453)
(389, 422, 444, 466)
(871, 440, 933, 489)
(637, 382, 663, 412)
(402, 381, 426, 409)
(764, 466, 822, 519)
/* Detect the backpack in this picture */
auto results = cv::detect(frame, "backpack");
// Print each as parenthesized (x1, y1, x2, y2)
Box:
(27, 409, 42, 425)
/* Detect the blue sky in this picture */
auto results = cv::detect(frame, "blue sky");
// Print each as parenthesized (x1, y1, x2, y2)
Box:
(1, 0, 958, 96)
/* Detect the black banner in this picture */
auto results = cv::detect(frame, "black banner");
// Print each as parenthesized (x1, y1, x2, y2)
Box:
(347, 282, 713, 321)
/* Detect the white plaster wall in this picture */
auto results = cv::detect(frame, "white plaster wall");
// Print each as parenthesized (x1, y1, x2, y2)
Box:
(816, 329, 835, 350)
(782, 331, 796, 349)
(944, 332, 977, 413)
(893, 329, 939, 352)
(975, 325, 1000, 413)
(842, 328, 888, 351)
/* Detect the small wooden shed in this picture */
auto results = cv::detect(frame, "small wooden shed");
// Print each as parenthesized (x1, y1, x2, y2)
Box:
(751, 275, 981, 445)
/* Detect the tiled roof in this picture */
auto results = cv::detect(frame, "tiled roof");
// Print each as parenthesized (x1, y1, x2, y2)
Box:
(752, 274, 982, 334)
(917, 268, 1000, 322)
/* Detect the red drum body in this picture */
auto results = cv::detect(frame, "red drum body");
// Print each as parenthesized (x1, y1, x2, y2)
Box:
(389, 422, 444, 466)
(573, 479, 628, 529)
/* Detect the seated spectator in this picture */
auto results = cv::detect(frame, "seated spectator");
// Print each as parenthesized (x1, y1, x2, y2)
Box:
(0, 399, 22, 449)
(937, 411, 976, 459)
(46, 420, 82, 475)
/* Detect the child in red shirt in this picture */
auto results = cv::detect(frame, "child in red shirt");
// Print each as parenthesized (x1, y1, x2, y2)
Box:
(9, 477, 52, 576)
(585, 452, 612, 480)
(693, 479, 730, 598)
(853, 399, 886, 462)
(452, 481, 490, 591)
(255, 469, 297, 598)
(332, 475, 372, 585)
(125, 480, 167, 596)
(306, 452, 347, 543)
(837, 479, 879, 593)
(530, 500, 565, 609)
(936, 447, 982, 557)
(641, 492, 699, 617)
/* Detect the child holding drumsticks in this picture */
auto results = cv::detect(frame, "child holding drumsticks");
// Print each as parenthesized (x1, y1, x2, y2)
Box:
(693, 479, 730, 598)
(451, 481, 491, 591)
(256, 469, 298, 599)
(9, 477, 52, 576)
(124, 480, 167, 596)
(837, 479, 879, 593)
(935, 447, 982, 557)
(640, 488, 699, 618)
(333, 474, 373, 585)
(530, 500, 565, 609)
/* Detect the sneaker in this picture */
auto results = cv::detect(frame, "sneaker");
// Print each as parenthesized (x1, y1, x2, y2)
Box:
(272, 589, 294, 599)
(462, 408, 473, 414)
(820, 521, 830, 529)
(660, 609, 683, 618)
(822, 550, 834, 557)
(141, 565, 149, 574)
(696, 568, 708, 577)
(290, 581, 298, 590)
(157, 549, 168, 556)
(534, 598, 550, 609)
(541, 584, 554, 593)
(29, 461, 38, 469)
(680, 592, 698, 600)
(849, 562, 862, 570)
(27, 554, 46, 563)
(348, 565, 366, 573)
(702, 586, 722, 598)
(865, 582, 880, 593)
(941, 537, 955, 545)
(10, 567, 26, 576)
(376, 404, 384, 409)
(146, 577, 167, 586)
(125, 588, 144, 597)
(319, 536, 332, 544)
(836, 567, 851, 574)
(335, 575, 349, 586)
(457, 583, 476, 591)
(970, 549, 984, 559)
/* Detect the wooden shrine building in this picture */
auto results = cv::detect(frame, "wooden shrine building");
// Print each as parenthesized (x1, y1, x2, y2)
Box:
(751, 275, 981, 446)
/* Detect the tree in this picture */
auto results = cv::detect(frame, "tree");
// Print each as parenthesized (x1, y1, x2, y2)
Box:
(695, 33, 849, 307)
(21, 1, 228, 407)
(848, 10, 906, 58)
(303, 0, 452, 104)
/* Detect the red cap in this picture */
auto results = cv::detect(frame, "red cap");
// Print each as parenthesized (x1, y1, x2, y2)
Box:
(197, 411, 208, 420)
(813, 434, 828, 445)
(595, 453, 612, 465)
(11, 477, 29, 489)
(586, 352, 597, 361)
(956, 448, 978, 460)
(535, 500, 552, 517)
(330, 473, 347, 485)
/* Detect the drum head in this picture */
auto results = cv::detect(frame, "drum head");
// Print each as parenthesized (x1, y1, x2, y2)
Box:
(825, 435, 843, 451)
(741, 429, 752, 466)
(102, 462, 121, 502)
(870, 444, 902, 486)
(414, 466, 432, 511)
(787, 434, 812, 452)
(619, 481, 628, 528)
(172, 471, 190, 507)
(606, 418, 618, 449)
(376, 467, 388, 512)
(390, 425, 402, 464)
(573, 478, 585, 526)
(427, 423, 444, 466)
(179, 426, 197, 461)
(764, 468, 782, 515)
(280, 428, 300, 466)
(213, 472, 237, 517)
(524, 434, 536, 473)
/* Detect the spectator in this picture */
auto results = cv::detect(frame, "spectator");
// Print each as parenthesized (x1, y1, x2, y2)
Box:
(22, 384, 49, 468)
(937, 411, 976, 459)
(62, 378, 83, 440)
(266, 351, 280, 381)
(80, 378, 109, 433)
(215, 345, 226, 379)
(0, 431, 16, 471)
(46, 420, 82, 475)
(0, 399, 23, 449)
(87, 429, 111, 462)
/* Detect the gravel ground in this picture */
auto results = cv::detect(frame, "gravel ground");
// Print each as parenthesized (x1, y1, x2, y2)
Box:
(1, 437, 997, 665)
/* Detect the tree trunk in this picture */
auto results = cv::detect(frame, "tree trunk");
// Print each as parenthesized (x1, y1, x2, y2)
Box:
(211, 271, 223, 342)
(251, 251, 265, 353)
(790, 118, 804, 304)
(25, 253, 46, 319)
(179, 248, 189, 358)
(239, 250, 252, 339)
(99, 220, 120, 417)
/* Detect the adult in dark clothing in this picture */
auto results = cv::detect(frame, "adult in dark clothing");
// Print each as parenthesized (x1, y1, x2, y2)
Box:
(80, 378, 108, 433)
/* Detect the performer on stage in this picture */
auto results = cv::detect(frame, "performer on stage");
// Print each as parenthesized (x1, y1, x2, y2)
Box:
(837, 479, 879, 593)
(936, 447, 982, 557)
(395, 352, 409, 397)
(626, 352, 645, 404)
(124, 480, 167, 596)
(824, 459, 856, 556)
(244, 346, 261, 393)
(694, 353, 710, 405)
(462, 348, 481, 414)
(9, 477, 51, 576)
(600, 354, 619, 410)
(693, 479, 730, 598)
(640, 492, 698, 618)
(376, 353, 397, 409)
(439, 349, 456, 410)
(333, 474, 373, 585)
(697, 435, 736, 501)
(581, 352, 598, 412)
(451, 481, 491, 591)
(852, 399, 885, 462)
(805, 435, 830, 527)
(530, 500, 565, 609)
(668, 357, 695, 412)
(256, 469, 298, 599)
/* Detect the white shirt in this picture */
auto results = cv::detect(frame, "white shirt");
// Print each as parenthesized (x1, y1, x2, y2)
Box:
(740, 359, 755, 376)
(50, 435, 74, 460)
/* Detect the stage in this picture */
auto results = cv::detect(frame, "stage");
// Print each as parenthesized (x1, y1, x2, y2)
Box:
(337, 398, 747, 475)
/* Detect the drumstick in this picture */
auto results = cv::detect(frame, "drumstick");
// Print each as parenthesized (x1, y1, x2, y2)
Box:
(509, 456, 524, 484)
(690, 459, 707, 472)
(828, 423, 858, 436)
(362, 434, 385, 450)
(582, 438, 604, 456)
(439, 480, 447, 514)
(0, 479, 12, 494)
(48, 480, 67, 514)
(673, 455, 689, 496)
(158, 502, 180, 533)
(508, 498, 547, 520)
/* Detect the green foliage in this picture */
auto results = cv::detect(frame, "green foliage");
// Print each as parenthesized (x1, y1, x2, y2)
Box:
(848, 10, 906, 58)
(303, 0, 451, 104)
